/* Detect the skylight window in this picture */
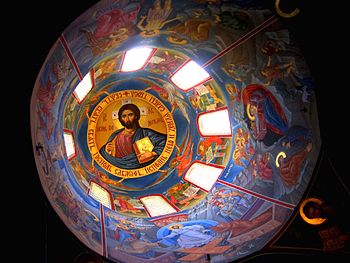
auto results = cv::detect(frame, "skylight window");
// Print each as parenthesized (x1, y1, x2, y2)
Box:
(88, 181, 113, 209)
(139, 194, 179, 218)
(184, 162, 224, 192)
(120, 47, 155, 72)
(170, 60, 211, 91)
(73, 69, 94, 103)
(63, 129, 76, 160)
(197, 107, 232, 137)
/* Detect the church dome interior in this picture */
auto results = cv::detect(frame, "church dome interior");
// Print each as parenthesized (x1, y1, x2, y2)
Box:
(30, 1, 328, 262)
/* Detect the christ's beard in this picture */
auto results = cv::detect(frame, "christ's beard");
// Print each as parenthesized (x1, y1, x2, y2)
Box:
(124, 122, 134, 129)
(121, 119, 136, 129)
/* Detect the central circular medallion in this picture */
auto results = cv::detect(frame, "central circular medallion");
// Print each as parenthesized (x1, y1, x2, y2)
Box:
(87, 90, 176, 178)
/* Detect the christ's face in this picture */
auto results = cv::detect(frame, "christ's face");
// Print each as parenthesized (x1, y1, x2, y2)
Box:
(120, 109, 136, 129)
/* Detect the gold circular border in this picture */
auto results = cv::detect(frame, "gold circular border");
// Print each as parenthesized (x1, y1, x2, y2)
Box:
(275, 0, 300, 18)
(275, 151, 286, 167)
(299, 197, 327, 226)
(246, 103, 255, 121)
(87, 90, 176, 178)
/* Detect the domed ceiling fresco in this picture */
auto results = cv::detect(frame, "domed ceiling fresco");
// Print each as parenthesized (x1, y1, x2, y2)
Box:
(30, 0, 321, 262)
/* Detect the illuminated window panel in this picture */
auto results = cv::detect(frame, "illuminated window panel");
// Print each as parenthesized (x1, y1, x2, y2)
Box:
(184, 161, 224, 192)
(88, 180, 114, 209)
(63, 129, 76, 160)
(170, 60, 211, 91)
(120, 47, 156, 72)
(73, 69, 94, 104)
(139, 194, 179, 218)
(197, 107, 232, 137)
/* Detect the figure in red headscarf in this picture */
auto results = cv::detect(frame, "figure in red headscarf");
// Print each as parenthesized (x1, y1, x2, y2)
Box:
(242, 84, 288, 145)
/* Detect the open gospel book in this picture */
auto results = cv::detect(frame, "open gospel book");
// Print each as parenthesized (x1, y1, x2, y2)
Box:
(133, 136, 154, 163)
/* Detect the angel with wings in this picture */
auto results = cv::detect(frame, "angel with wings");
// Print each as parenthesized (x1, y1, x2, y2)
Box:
(145, 76, 190, 123)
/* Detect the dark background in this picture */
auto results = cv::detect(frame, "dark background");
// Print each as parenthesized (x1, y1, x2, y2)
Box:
(14, 0, 349, 262)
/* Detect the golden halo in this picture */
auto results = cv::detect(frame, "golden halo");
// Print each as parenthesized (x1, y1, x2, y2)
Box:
(275, 151, 286, 167)
(109, 28, 128, 38)
(169, 223, 183, 230)
(140, 29, 160, 38)
(275, 0, 300, 18)
(299, 197, 327, 225)
(167, 35, 188, 45)
(197, 141, 205, 155)
(246, 103, 255, 121)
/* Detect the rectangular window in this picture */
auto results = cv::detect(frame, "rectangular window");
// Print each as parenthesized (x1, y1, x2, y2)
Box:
(184, 161, 224, 192)
(73, 69, 94, 103)
(63, 129, 76, 160)
(120, 47, 156, 72)
(170, 60, 211, 91)
(139, 194, 179, 217)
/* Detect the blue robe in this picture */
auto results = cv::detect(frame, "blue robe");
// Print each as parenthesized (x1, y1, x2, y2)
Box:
(99, 127, 166, 169)
(162, 225, 215, 248)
